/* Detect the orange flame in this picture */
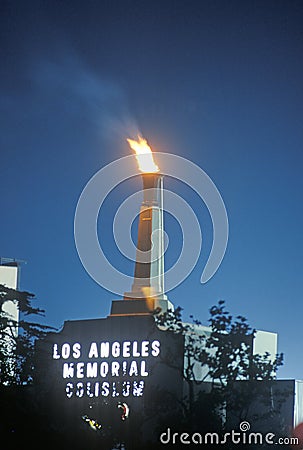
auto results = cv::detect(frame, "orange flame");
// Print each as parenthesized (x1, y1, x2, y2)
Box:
(127, 135, 159, 173)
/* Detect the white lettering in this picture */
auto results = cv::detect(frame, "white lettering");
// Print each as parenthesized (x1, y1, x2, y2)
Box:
(265, 433, 275, 444)
(172, 433, 179, 444)
(133, 380, 144, 397)
(122, 341, 131, 357)
(220, 433, 230, 444)
(151, 340, 160, 357)
(101, 381, 109, 396)
(231, 430, 241, 444)
(112, 381, 119, 397)
(132, 341, 140, 357)
(86, 382, 94, 397)
(94, 382, 100, 397)
(112, 342, 120, 357)
(111, 361, 120, 376)
(141, 341, 149, 357)
(88, 342, 98, 358)
(192, 433, 202, 444)
(64, 380, 146, 399)
(100, 362, 109, 377)
(180, 433, 190, 444)
(76, 362, 85, 378)
(248, 433, 262, 445)
(129, 360, 138, 376)
(63, 362, 74, 378)
(57, 339, 164, 401)
(52, 343, 60, 359)
(100, 342, 109, 358)
(160, 428, 171, 444)
(76, 382, 84, 397)
(72, 343, 81, 359)
(62, 343, 71, 359)
(205, 433, 219, 444)
(140, 360, 148, 376)
(86, 362, 98, 378)
(66, 382, 73, 398)
(122, 381, 131, 397)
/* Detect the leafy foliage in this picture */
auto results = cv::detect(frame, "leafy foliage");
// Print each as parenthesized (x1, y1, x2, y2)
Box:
(155, 300, 285, 430)
(0, 284, 55, 385)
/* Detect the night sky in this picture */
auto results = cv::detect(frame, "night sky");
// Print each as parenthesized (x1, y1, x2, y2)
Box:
(1, 0, 303, 379)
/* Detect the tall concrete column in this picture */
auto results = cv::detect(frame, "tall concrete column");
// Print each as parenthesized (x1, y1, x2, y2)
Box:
(128, 173, 166, 300)
(110, 174, 174, 316)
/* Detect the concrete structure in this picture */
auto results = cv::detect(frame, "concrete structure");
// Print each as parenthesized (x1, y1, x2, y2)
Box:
(111, 173, 174, 317)
(0, 258, 21, 381)
(226, 379, 303, 434)
(34, 150, 298, 446)
(110, 169, 278, 366)
(180, 323, 278, 383)
(127, 174, 166, 300)
(0, 259, 20, 340)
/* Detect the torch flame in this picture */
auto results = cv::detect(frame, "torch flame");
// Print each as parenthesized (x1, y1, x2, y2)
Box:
(127, 135, 159, 173)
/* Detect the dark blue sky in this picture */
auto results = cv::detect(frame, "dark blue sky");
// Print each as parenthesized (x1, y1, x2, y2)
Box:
(1, 0, 303, 379)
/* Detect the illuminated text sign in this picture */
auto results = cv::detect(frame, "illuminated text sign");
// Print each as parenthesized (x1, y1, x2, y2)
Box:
(52, 339, 161, 399)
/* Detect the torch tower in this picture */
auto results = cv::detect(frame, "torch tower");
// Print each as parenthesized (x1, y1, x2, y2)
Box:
(110, 137, 174, 316)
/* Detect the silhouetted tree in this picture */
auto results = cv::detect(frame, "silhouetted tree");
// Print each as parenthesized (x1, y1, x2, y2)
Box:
(0, 284, 54, 385)
(155, 300, 285, 435)
(0, 284, 56, 447)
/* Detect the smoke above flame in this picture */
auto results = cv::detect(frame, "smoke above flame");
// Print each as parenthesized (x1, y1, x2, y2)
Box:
(127, 135, 160, 173)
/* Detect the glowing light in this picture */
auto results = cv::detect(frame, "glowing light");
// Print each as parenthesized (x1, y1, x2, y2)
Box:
(82, 414, 102, 431)
(127, 135, 159, 173)
(118, 402, 130, 420)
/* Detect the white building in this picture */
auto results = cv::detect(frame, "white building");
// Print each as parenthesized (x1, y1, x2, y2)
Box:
(183, 323, 278, 383)
(0, 259, 20, 335)
(0, 258, 21, 380)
